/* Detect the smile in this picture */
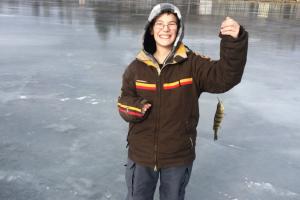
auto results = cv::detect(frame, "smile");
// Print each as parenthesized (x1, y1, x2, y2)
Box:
(159, 35, 172, 39)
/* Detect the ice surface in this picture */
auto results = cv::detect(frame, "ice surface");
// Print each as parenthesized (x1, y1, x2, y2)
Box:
(0, 0, 299, 200)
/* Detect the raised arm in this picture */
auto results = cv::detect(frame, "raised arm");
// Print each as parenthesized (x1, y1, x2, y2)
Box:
(192, 17, 248, 94)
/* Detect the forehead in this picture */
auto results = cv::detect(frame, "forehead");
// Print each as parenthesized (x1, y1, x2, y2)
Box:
(155, 13, 177, 22)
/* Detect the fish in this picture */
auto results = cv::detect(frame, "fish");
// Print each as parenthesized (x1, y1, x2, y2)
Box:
(213, 98, 225, 141)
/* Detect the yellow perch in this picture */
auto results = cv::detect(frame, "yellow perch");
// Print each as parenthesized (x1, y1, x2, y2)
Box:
(213, 99, 224, 140)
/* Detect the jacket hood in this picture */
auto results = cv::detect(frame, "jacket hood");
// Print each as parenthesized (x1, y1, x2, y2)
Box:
(137, 42, 189, 71)
(143, 3, 184, 55)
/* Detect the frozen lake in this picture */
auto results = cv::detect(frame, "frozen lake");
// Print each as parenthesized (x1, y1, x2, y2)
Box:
(0, 0, 300, 199)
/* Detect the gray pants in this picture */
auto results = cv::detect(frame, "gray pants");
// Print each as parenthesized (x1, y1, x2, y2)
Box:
(125, 158, 193, 200)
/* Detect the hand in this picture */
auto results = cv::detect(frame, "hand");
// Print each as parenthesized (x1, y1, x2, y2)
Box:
(142, 103, 151, 114)
(220, 17, 240, 39)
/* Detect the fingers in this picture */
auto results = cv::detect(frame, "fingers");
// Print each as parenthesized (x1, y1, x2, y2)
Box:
(221, 26, 235, 32)
(142, 103, 152, 113)
(220, 26, 236, 36)
(220, 16, 240, 38)
(221, 17, 237, 29)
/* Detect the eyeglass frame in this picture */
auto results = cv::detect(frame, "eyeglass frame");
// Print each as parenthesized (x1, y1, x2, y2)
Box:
(153, 21, 178, 30)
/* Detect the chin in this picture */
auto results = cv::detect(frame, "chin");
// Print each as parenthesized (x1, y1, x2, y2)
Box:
(157, 41, 175, 48)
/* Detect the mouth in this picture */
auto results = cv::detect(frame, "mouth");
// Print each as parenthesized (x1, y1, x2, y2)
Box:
(159, 35, 172, 39)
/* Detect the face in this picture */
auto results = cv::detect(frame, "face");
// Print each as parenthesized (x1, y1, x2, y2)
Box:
(152, 13, 178, 51)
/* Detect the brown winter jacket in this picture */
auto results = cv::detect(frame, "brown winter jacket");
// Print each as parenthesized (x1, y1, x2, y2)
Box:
(117, 24, 248, 170)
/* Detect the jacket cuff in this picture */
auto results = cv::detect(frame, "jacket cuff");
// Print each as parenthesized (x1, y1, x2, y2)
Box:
(118, 98, 151, 123)
(219, 25, 247, 42)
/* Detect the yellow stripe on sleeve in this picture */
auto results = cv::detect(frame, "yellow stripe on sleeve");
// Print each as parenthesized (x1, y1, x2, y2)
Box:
(117, 103, 142, 113)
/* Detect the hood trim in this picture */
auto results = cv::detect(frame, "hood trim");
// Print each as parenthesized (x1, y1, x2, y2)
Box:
(136, 42, 189, 69)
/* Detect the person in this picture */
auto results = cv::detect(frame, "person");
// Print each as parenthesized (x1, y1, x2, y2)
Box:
(117, 3, 248, 200)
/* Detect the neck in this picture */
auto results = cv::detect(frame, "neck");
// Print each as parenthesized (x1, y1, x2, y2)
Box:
(154, 46, 172, 64)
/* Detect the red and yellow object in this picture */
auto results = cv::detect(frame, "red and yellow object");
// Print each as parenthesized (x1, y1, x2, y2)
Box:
(136, 81, 156, 91)
(163, 78, 193, 90)
(117, 103, 144, 117)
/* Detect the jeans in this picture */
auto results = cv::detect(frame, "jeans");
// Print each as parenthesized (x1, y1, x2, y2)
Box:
(125, 158, 193, 200)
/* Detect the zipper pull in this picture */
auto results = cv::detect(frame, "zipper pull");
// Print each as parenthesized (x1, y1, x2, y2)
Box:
(157, 68, 161, 76)
(154, 165, 158, 172)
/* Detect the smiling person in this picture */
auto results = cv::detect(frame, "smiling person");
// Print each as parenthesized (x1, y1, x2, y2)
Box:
(117, 3, 248, 200)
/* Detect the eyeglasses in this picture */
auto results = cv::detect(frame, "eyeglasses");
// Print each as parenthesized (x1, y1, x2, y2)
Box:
(154, 22, 177, 30)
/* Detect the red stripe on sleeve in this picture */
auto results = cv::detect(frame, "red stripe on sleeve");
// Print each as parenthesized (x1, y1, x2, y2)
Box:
(119, 108, 144, 117)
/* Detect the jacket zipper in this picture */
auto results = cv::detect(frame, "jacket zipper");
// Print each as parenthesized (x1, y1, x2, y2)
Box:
(154, 61, 173, 171)
(154, 144, 158, 171)
(143, 48, 182, 170)
(157, 51, 173, 75)
(154, 75, 161, 171)
(150, 52, 172, 171)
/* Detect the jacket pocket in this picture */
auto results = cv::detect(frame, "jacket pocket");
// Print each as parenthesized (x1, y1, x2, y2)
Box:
(185, 119, 197, 133)
(189, 137, 193, 149)
(185, 120, 197, 150)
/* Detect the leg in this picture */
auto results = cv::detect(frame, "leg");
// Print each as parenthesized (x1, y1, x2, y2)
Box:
(125, 158, 159, 200)
(159, 163, 193, 200)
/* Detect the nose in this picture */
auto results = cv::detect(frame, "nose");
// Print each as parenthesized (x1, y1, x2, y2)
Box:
(162, 24, 170, 31)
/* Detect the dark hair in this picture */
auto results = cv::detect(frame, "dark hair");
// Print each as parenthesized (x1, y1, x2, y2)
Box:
(151, 10, 179, 30)
(143, 10, 180, 55)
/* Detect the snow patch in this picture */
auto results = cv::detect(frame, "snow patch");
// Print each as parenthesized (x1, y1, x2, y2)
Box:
(227, 144, 244, 150)
(65, 177, 94, 197)
(76, 96, 89, 101)
(218, 191, 238, 200)
(60, 98, 70, 102)
(244, 178, 298, 197)
(61, 83, 75, 89)
(19, 95, 28, 99)
(104, 189, 112, 199)
(0, 170, 33, 183)
(46, 123, 77, 132)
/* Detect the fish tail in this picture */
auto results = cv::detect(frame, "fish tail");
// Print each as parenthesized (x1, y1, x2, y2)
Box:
(214, 129, 218, 141)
